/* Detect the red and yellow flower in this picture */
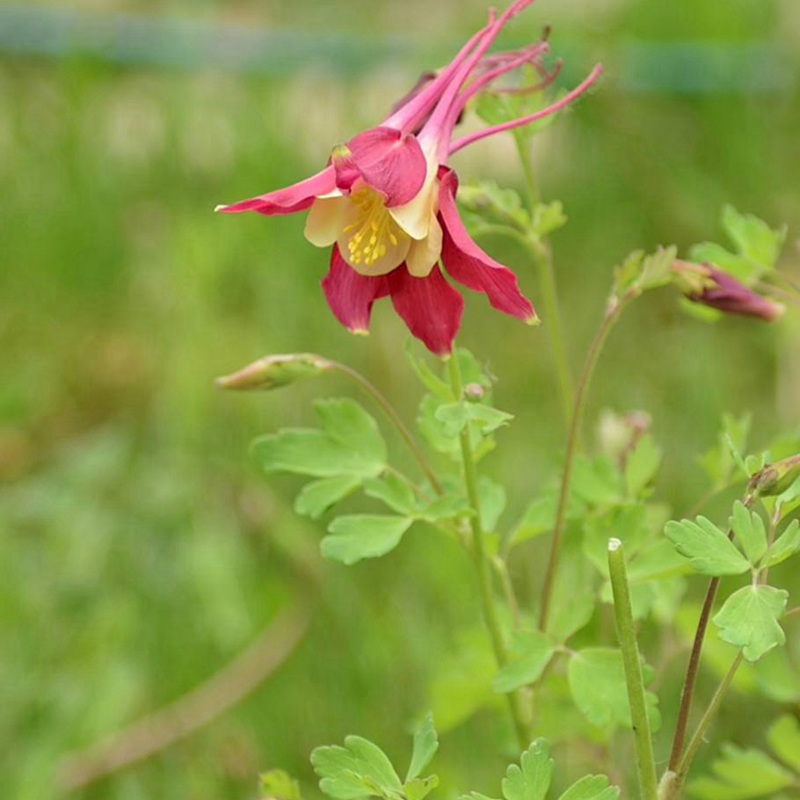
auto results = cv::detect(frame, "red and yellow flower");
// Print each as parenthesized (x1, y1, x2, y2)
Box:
(217, 0, 602, 354)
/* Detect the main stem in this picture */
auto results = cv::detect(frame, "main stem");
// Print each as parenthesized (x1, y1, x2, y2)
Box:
(608, 539, 659, 800)
(447, 354, 530, 750)
(515, 135, 574, 429)
(538, 298, 628, 631)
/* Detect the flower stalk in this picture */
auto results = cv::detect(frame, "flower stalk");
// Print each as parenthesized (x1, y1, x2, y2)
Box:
(538, 293, 632, 631)
(447, 353, 530, 750)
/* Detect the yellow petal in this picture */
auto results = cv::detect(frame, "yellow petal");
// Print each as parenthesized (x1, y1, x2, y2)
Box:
(304, 197, 348, 247)
(405, 213, 443, 277)
(388, 155, 438, 240)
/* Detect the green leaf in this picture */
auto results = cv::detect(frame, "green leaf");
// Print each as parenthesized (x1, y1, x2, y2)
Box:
(316, 399, 387, 462)
(721, 204, 786, 274)
(612, 246, 676, 299)
(294, 476, 362, 519)
(260, 769, 303, 800)
(625, 435, 662, 498)
(583, 504, 650, 575)
(321, 515, 414, 565)
(531, 201, 567, 238)
(252, 398, 386, 479)
(688, 743, 795, 800)
(311, 735, 403, 800)
(435, 402, 513, 438)
(730, 501, 768, 565)
(363, 474, 417, 515)
(418, 493, 471, 522)
(501, 739, 554, 800)
(507, 490, 586, 548)
(405, 777, 439, 800)
(714, 584, 788, 662)
(767, 715, 800, 772)
(493, 631, 556, 693)
(664, 517, 751, 576)
(456, 180, 530, 231)
(688, 241, 749, 282)
(406, 713, 438, 782)
(763, 519, 800, 568)
(567, 648, 659, 730)
(571, 455, 624, 507)
(556, 775, 619, 800)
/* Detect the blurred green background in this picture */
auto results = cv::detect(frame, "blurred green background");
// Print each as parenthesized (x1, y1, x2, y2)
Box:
(2, 0, 799, 798)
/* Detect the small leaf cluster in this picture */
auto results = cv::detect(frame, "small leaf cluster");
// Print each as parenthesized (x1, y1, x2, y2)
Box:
(306, 719, 619, 800)
(311, 714, 439, 800)
(666, 501, 799, 661)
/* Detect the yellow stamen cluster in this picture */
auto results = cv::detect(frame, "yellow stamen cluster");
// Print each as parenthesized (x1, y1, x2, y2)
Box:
(343, 188, 408, 267)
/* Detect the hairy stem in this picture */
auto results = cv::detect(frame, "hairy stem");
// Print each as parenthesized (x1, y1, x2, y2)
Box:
(515, 135, 575, 429)
(608, 539, 659, 800)
(329, 361, 443, 496)
(448, 354, 530, 749)
(538, 296, 629, 631)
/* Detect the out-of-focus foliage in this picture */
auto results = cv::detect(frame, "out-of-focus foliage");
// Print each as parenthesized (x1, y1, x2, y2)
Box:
(2, 0, 799, 798)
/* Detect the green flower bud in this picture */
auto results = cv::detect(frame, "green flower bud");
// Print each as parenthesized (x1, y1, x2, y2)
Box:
(216, 353, 333, 391)
(747, 454, 800, 497)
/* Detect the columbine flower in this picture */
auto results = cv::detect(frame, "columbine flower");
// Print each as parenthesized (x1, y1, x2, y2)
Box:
(672, 260, 784, 322)
(216, 0, 602, 354)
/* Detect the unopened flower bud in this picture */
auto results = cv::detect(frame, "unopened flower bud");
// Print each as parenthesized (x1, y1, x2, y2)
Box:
(216, 353, 333, 391)
(747, 454, 800, 497)
(672, 260, 784, 322)
(464, 382, 486, 402)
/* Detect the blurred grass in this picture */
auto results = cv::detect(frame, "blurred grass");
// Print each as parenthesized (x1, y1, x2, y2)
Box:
(1, 0, 799, 798)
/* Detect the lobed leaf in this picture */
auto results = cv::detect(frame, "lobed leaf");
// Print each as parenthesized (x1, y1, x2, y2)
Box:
(713, 584, 788, 662)
(664, 517, 750, 576)
(556, 775, 619, 800)
(406, 713, 439, 782)
(501, 739, 553, 800)
(763, 519, 800, 568)
(311, 736, 403, 800)
(492, 631, 556, 693)
(321, 515, 414, 565)
(730, 501, 768, 565)
(294, 476, 362, 519)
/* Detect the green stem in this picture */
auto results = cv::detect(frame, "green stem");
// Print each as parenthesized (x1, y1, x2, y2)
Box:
(538, 296, 629, 632)
(447, 354, 530, 750)
(608, 539, 659, 800)
(668, 497, 754, 773)
(329, 361, 443, 496)
(515, 135, 574, 428)
(664, 653, 744, 800)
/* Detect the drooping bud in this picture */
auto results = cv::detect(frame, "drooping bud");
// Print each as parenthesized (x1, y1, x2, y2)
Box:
(216, 353, 333, 391)
(747, 454, 800, 498)
(672, 260, 784, 322)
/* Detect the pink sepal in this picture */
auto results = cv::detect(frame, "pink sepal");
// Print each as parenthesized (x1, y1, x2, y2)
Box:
(387, 265, 464, 356)
(438, 170, 536, 322)
(335, 128, 427, 206)
(219, 166, 337, 216)
(321, 246, 390, 333)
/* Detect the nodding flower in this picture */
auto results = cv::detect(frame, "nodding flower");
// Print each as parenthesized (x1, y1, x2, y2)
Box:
(216, 0, 602, 355)
(672, 260, 784, 322)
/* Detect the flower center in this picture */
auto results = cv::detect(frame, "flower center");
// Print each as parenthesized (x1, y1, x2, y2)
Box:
(342, 188, 410, 271)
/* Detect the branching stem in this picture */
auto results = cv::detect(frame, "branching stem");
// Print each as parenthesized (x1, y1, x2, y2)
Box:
(447, 354, 530, 749)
